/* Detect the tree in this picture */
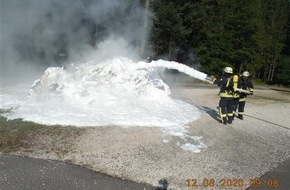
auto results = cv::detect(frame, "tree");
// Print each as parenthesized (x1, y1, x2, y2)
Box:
(261, 0, 288, 82)
(193, 0, 235, 75)
(275, 1, 290, 85)
(152, 0, 192, 60)
(274, 56, 290, 85)
(151, 0, 289, 84)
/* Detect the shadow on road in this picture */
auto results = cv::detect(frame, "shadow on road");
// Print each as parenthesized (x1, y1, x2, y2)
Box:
(199, 106, 220, 122)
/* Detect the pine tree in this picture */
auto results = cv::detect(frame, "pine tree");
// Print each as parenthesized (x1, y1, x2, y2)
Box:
(151, 0, 289, 84)
(152, 0, 191, 60)
(193, 0, 235, 75)
(261, 0, 288, 82)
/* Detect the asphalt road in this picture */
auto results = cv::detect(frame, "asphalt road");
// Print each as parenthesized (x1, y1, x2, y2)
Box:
(1, 155, 289, 190)
(246, 158, 290, 190)
(0, 155, 156, 190)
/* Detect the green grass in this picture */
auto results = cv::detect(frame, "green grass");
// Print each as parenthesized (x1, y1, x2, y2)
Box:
(251, 95, 290, 103)
(253, 79, 290, 89)
(252, 79, 268, 86)
(0, 115, 83, 154)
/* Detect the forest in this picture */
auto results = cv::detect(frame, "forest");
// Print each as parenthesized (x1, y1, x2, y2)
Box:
(150, 0, 290, 85)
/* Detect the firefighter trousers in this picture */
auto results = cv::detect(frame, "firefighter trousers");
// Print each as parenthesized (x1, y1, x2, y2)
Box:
(218, 97, 234, 124)
(233, 98, 239, 113)
(237, 100, 246, 116)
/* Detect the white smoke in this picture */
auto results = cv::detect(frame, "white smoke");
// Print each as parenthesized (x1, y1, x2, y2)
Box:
(0, 0, 147, 86)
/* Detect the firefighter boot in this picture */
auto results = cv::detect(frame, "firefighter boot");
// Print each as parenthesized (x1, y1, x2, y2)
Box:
(238, 114, 243, 120)
(221, 117, 227, 125)
(228, 117, 233, 124)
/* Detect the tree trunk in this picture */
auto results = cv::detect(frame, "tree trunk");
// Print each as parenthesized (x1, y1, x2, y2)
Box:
(239, 63, 243, 75)
(169, 38, 173, 60)
(263, 67, 267, 82)
(267, 64, 272, 82)
(270, 65, 275, 82)
(257, 69, 261, 79)
(140, 0, 150, 57)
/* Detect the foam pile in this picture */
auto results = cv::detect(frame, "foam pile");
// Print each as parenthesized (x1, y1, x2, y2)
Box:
(0, 57, 207, 152)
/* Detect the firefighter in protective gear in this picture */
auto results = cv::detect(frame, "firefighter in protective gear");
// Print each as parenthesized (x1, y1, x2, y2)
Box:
(236, 71, 254, 120)
(212, 67, 235, 125)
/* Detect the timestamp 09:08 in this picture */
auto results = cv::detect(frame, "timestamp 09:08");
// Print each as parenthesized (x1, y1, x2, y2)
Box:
(186, 178, 279, 188)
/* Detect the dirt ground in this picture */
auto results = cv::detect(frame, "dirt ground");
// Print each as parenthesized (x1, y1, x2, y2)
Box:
(12, 85, 290, 190)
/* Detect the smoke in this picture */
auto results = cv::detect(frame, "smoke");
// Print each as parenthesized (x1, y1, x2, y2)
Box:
(0, 0, 148, 86)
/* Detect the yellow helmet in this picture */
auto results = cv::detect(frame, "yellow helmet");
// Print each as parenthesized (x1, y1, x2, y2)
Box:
(242, 71, 250, 77)
(223, 67, 233, 74)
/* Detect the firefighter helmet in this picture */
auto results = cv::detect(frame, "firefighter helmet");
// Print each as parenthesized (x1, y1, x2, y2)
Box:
(223, 67, 233, 74)
(242, 71, 250, 77)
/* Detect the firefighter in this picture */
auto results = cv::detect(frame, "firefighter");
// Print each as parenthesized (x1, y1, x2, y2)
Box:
(236, 71, 254, 120)
(212, 67, 235, 125)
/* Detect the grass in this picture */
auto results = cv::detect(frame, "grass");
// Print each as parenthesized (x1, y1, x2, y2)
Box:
(252, 79, 269, 86)
(253, 79, 290, 89)
(0, 114, 84, 154)
(251, 95, 290, 103)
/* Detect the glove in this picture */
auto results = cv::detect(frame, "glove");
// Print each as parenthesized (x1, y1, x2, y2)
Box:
(210, 75, 215, 80)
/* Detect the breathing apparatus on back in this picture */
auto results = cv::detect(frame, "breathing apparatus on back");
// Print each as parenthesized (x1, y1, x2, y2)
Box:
(233, 74, 239, 89)
(232, 70, 239, 97)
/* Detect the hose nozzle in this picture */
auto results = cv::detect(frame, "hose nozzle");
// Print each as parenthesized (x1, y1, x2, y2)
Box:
(204, 75, 214, 84)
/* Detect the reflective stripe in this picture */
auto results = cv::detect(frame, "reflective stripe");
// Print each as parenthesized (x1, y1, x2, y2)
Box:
(233, 93, 239, 98)
(219, 107, 224, 123)
(226, 78, 230, 87)
(238, 112, 244, 115)
(228, 113, 234, 116)
(239, 97, 246, 102)
(219, 93, 234, 98)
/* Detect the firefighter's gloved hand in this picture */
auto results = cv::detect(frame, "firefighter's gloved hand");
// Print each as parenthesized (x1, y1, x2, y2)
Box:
(250, 91, 254, 95)
(210, 75, 215, 80)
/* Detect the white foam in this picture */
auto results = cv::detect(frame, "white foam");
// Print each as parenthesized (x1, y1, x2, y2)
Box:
(0, 57, 207, 152)
(137, 59, 208, 81)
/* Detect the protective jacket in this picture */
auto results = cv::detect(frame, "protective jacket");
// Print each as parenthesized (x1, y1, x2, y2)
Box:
(213, 76, 234, 98)
(238, 77, 254, 101)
